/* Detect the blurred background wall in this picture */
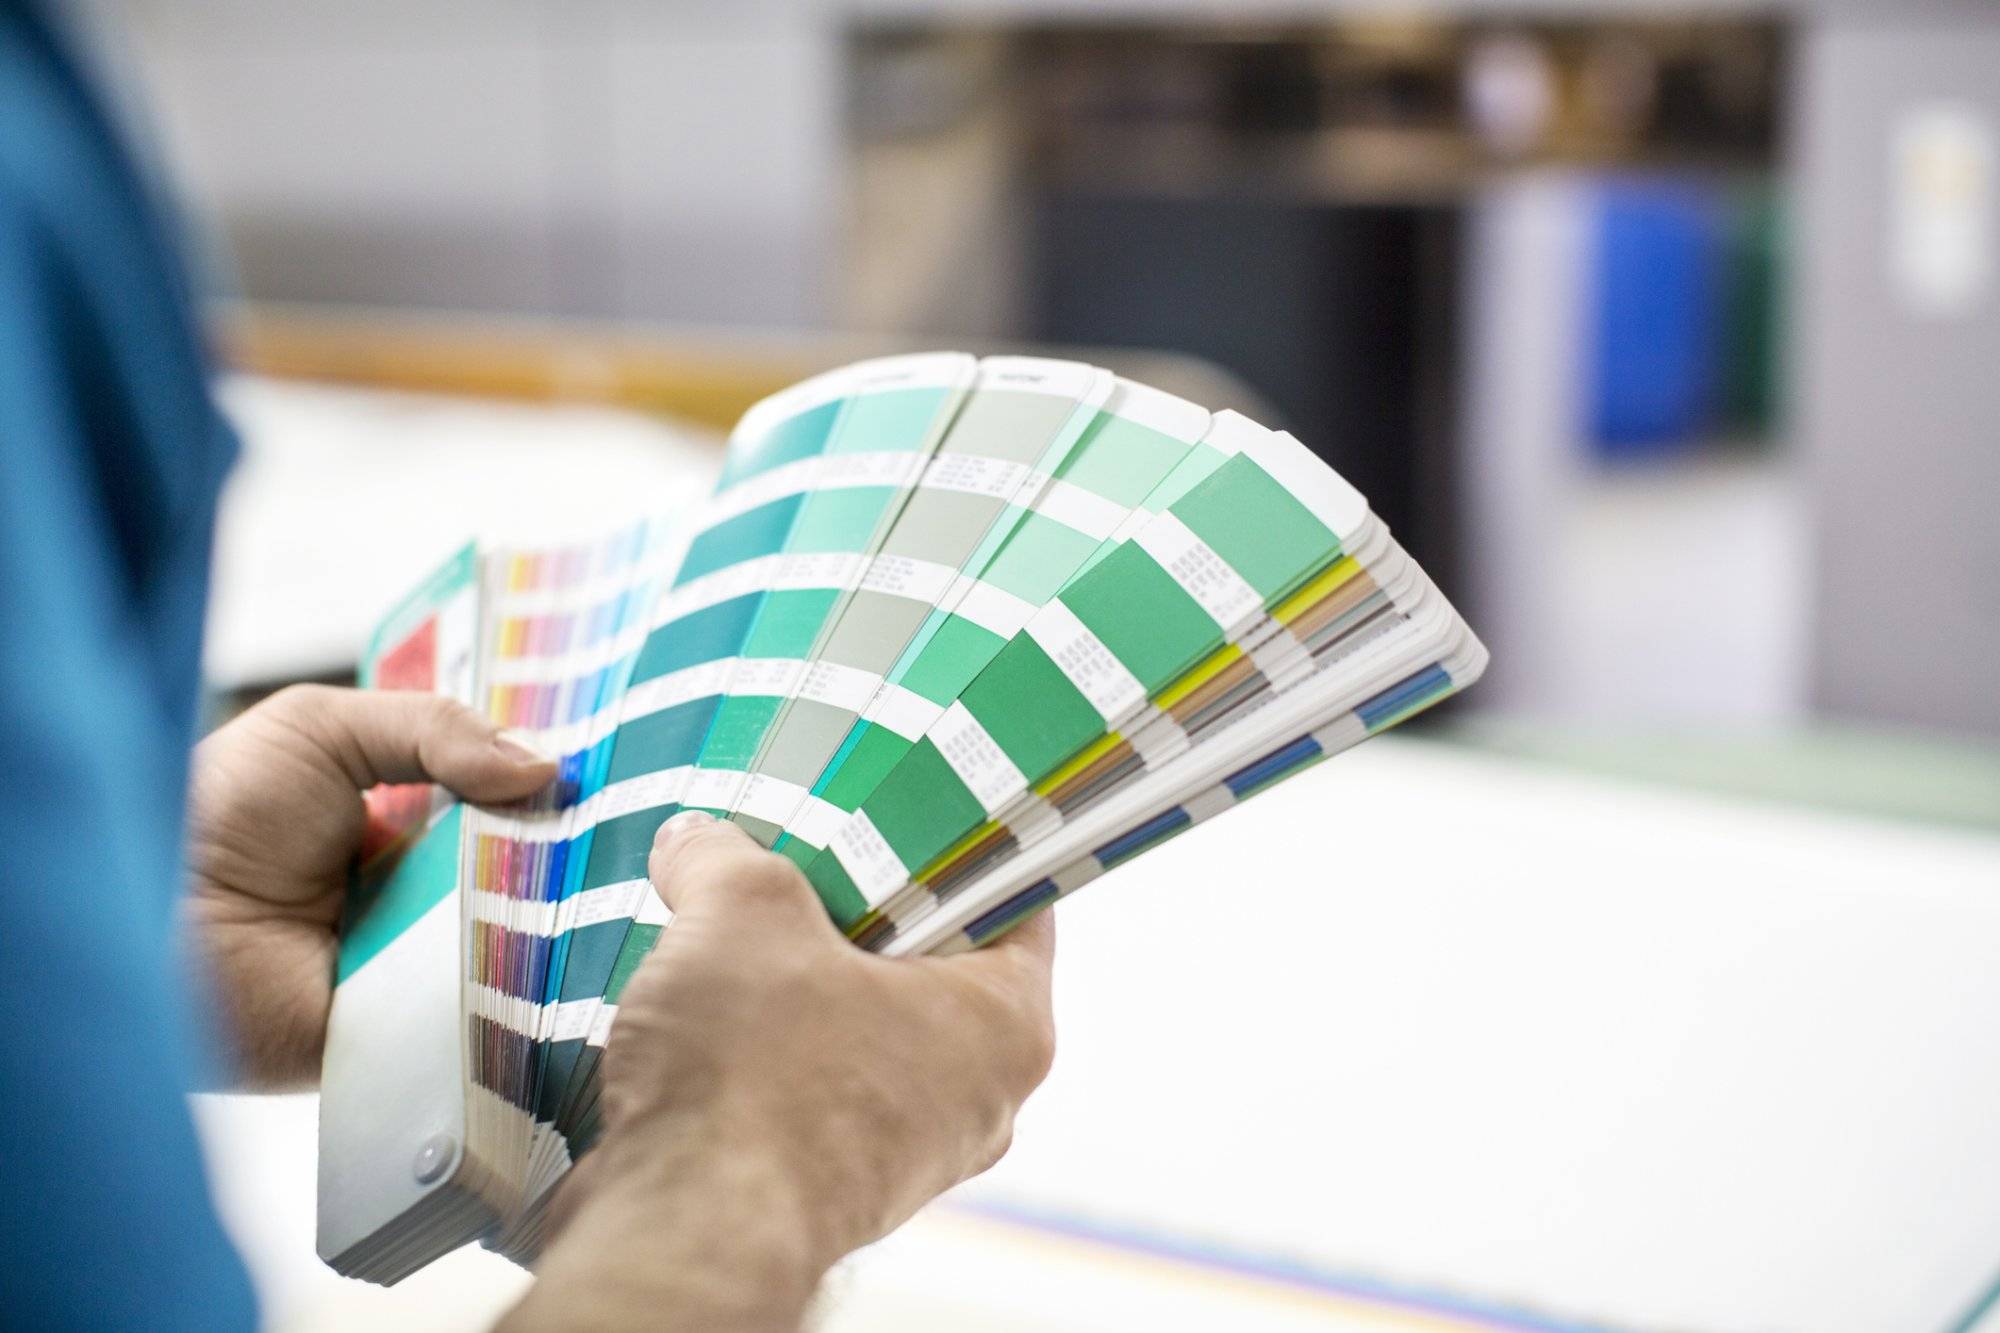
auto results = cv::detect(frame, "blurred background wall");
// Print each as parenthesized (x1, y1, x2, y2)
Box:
(105, 0, 846, 326)
(96, 0, 1998, 744)
(1793, 16, 2000, 737)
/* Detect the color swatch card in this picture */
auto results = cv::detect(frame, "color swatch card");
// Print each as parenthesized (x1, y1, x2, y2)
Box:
(317, 354, 1487, 1282)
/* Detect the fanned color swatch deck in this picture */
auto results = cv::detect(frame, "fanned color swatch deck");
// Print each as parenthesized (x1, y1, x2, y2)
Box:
(317, 354, 1487, 1282)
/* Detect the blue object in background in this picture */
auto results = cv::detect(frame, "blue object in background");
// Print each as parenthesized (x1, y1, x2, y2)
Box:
(1587, 180, 1724, 456)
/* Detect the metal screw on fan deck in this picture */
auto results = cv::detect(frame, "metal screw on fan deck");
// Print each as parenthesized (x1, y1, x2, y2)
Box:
(413, 1134, 458, 1185)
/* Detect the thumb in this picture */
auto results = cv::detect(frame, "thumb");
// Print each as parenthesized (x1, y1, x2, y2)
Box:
(260, 684, 558, 804)
(646, 810, 837, 937)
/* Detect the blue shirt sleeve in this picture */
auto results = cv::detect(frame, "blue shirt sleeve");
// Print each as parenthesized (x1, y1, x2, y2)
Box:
(0, 4, 257, 1326)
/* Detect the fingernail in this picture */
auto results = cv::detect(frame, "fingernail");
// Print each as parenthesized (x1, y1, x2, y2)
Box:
(657, 809, 715, 847)
(495, 728, 554, 765)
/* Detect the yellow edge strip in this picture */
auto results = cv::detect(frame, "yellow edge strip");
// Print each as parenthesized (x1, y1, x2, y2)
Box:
(1037, 731, 1126, 795)
(1274, 553, 1361, 626)
(1153, 643, 1243, 711)
(915, 818, 1006, 885)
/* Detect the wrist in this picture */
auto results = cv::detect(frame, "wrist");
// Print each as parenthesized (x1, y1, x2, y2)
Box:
(508, 1116, 828, 1332)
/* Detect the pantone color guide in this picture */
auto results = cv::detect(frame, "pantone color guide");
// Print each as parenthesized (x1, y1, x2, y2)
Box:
(317, 354, 1486, 1283)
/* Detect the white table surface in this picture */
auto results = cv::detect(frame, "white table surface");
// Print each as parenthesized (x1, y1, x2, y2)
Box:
(204, 377, 722, 690)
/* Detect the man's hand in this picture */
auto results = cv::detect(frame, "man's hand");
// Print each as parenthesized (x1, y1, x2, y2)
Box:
(185, 685, 556, 1089)
(510, 811, 1056, 1332)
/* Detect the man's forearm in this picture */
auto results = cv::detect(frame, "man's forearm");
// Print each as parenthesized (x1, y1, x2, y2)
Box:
(500, 1132, 827, 1333)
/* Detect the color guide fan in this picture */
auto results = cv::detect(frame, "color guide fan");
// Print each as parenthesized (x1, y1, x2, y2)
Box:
(317, 353, 1487, 1282)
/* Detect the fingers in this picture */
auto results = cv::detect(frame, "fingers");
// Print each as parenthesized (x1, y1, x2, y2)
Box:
(932, 910, 1057, 1086)
(953, 908, 1056, 992)
(647, 811, 835, 936)
(262, 684, 557, 802)
(986, 908, 1056, 971)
